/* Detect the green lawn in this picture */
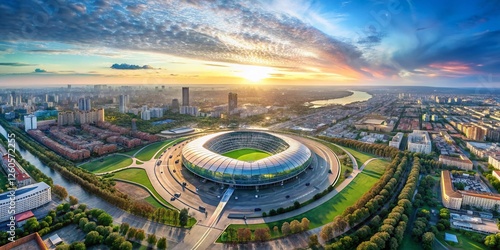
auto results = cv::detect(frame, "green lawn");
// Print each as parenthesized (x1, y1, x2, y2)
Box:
(222, 148, 271, 162)
(123, 147, 143, 157)
(344, 148, 378, 167)
(112, 168, 174, 209)
(436, 231, 487, 250)
(220, 157, 385, 240)
(144, 195, 165, 209)
(133, 138, 186, 161)
(80, 155, 133, 173)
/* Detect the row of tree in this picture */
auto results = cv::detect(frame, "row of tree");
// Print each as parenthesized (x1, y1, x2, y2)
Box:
(221, 218, 310, 243)
(320, 154, 408, 242)
(355, 157, 421, 250)
(317, 136, 400, 159)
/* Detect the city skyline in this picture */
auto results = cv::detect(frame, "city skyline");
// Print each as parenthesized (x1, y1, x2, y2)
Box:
(0, 1, 499, 87)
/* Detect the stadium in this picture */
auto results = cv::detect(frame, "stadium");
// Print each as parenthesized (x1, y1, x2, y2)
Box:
(181, 131, 313, 187)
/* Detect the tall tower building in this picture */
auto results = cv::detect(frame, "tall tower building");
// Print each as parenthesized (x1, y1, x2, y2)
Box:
(119, 94, 128, 113)
(78, 98, 91, 111)
(182, 87, 189, 106)
(171, 99, 180, 113)
(228, 92, 238, 114)
(24, 114, 37, 132)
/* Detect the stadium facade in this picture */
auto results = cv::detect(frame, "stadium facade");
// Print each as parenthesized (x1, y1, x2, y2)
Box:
(181, 131, 312, 187)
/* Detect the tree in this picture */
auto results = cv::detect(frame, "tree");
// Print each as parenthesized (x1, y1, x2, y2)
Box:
(273, 226, 279, 235)
(135, 229, 146, 241)
(484, 234, 498, 248)
(120, 223, 130, 235)
(95, 226, 112, 238)
(85, 231, 102, 246)
(320, 224, 333, 241)
(105, 232, 120, 246)
(119, 241, 133, 250)
(44, 216, 53, 225)
(24, 218, 39, 233)
(357, 241, 379, 250)
(301, 217, 310, 231)
(237, 228, 252, 242)
(70, 242, 86, 250)
(308, 234, 319, 248)
(281, 222, 291, 236)
(422, 232, 435, 250)
(290, 220, 302, 233)
(69, 195, 79, 205)
(111, 236, 125, 250)
(254, 228, 271, 241)
(179, 208, 189, 227)
(157, 237, 168, 249)
(97, 213, 113, 226)
(84, 222, 97, 233)
(63, 203, 71, 212)
(53, 185, 68, 200)
(147, 234, 157, 245)
(55, 244, 70, 250)
(126, 227, 137, 239)
(78, 203, 87, 211)
(332, 216, 348, 233)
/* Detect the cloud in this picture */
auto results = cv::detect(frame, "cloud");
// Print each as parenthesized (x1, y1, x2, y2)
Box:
(110, 63, 154, 70)
(0, 0, 368, 79)
(0, 62, 37, 66)
(34, 68, 47, 73)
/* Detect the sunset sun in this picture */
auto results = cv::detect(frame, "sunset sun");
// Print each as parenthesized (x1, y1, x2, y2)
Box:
(236, 65, 273, 83)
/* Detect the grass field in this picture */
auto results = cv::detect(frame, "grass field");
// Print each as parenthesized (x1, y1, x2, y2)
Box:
(80, 155, 133, 173)
(220, 155, 386, 241)
(222, 148, 271, 162)
(135, 140, 174, 161)
(112, 168, 173, 209)
(436, 231, 487, 250)
(144, 195, 165, 209)
(344, 148, 379, 168)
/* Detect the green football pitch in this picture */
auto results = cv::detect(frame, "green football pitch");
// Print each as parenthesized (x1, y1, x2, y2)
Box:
(222, 148, 271, 162)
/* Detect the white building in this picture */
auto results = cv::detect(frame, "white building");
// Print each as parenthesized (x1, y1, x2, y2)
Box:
(431, 114, 439, 121)
(150, 108, 164, 118)
(0, 182, 51, 222)
(407, 130, 432, 154)
(141, 110, 151, 120)
(389, 132, 404, 149)
(489, 155, 500, 170)
(24, 114, 37, 132)
(180, 106, 199, 116)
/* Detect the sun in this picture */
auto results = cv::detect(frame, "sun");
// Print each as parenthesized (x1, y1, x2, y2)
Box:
(236, 65, 273, 83)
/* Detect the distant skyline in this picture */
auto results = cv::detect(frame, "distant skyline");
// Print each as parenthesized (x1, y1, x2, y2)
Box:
(0, 0, 499, 87)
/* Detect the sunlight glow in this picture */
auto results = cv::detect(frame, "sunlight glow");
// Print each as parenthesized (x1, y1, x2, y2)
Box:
(235, 65, 274, 83)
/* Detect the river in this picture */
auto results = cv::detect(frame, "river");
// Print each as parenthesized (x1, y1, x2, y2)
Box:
(0, 124, 103, 208)
(309, 90, 372, 108)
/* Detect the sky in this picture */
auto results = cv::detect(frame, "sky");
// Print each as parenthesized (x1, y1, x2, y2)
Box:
(0, 0, 499, 87)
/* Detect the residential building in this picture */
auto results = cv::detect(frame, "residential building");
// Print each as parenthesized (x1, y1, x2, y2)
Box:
(0, 182, 51, 222)
(439, 155, 474, 170)
(180, 106, 199, 116)
(407, 130, 432, 154)
(78, 97, 91, 111)
(389, 132, 404, 149)
(24, 114, 37, 132)
(441, 170, 500, 211)
(1, 154, 32, 188)
(489, 155, 500, 170)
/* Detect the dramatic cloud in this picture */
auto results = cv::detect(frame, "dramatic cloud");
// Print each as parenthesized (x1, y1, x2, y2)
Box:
(0, 62, 36, 66)
(110, 63, 154, 70)
(34, 68, 47, 73)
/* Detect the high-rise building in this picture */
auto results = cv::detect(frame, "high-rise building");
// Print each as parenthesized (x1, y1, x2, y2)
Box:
(180, 106, 199, 116)
(78, 97, 91, 111)
(171, 99, 180, 113)
(182, 87, 189, 106)
(228, 92, 238, 114)
(119, 94, 128, 113)
(141, 110, 151, 120)
(24, 114, 37, 132)
(407, 130, 432, 154)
